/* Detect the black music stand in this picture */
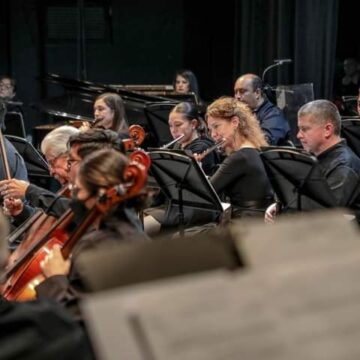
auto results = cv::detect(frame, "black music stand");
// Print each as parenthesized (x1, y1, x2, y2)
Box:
(149, 150, 227, 236)
(5, 135, 50, 186)
(341, 118, 360, 158)
(260, 147, 336, 211)
(144, 102, 177, 147)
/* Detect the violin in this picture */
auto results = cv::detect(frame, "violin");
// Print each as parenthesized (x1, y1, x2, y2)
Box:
(1, 151, 151, 301)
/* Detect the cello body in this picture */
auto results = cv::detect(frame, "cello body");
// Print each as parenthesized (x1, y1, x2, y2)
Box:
(6, 185, 70, 269)
(3, 236, 66, 301)
(1, 149, 150, 302)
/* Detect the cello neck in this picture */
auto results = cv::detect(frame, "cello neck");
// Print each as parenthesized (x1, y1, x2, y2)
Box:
(0, 128, 11, 179)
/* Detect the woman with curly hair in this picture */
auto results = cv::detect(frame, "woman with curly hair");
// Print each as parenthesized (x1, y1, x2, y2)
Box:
(207, 97, 273, 218)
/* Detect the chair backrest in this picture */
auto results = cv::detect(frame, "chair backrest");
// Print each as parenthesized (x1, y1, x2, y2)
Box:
(5, 135, 50, 178)
(3, 111, 26, 138)
(341, 118, 360, 158)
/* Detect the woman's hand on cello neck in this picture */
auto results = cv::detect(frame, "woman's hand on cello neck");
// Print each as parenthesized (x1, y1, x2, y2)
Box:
(40, 244, 71, 278)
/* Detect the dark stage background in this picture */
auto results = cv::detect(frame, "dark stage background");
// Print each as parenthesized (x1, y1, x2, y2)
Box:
(0, 0, 359, 136)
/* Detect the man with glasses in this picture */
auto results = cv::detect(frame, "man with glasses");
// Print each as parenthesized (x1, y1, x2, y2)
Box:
(0, 126, 79, 225)
(0, 75, 23, 115)
(0, 76, 16, 102)
(0, 128, 124, 226)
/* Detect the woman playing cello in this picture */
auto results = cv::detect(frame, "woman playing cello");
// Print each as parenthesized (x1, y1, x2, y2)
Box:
(35, 148, 148, 312)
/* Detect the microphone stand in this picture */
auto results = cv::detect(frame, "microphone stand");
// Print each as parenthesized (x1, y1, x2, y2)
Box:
(261, 59, 292, 103)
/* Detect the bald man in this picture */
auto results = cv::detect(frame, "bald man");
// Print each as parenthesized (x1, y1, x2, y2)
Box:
(234, 73, 290, 145)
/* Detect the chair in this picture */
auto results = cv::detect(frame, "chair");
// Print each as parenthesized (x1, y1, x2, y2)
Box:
(341, 118, 360, 158)
(5, 135, 51, 187)
(3, 112, 26, 138)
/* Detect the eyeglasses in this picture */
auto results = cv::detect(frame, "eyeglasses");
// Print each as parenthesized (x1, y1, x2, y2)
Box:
(67, 158, 80, 168)
(47, 153, 67, 169)
(0, 83, 13, 90)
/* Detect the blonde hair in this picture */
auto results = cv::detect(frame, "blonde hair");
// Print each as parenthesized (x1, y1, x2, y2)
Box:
(206, 97, 267, 148)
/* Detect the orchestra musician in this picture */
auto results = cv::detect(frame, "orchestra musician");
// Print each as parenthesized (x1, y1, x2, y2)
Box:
(169, 102, 219, 175)
(0, 126, 80, 224)
(265, 99, 360, 223)
(143, 102, 221, 235)
(234, 73, 290, 145)
(0, 209, 95, 359)
(207, 97, 274, 218)
(173, 69, 200, 97)
(35, 148, 148, 314)
(80, 92, 128, 135)
(0, 130, 138, 304)
(0, 126, 125, 224)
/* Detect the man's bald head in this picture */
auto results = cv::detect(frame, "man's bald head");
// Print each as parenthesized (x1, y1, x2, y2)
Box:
(234, 73, 264, 109)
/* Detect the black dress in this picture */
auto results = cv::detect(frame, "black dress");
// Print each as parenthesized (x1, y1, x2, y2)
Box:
(210, 147, 273, 218)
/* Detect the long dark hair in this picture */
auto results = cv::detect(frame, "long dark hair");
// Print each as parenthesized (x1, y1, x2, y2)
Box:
(78, 148, 149, 211)
(170, 102, 208, 138)
(78, 149, 128, 195)
(95, 92, 128, 133)
(173, 69, 200, 97)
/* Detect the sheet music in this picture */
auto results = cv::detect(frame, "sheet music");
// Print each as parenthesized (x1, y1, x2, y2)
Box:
(82, 210, 360, 360)
(232, 210, 360, 269)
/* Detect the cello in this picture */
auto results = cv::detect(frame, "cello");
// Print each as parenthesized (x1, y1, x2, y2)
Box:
(2, 149, 150, 301)
(5, 124, 147, 267)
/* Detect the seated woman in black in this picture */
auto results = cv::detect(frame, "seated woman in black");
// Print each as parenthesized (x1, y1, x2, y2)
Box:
(143, 102, 221, 234)
(206, 97, 273, 218)
(169, 101, 219, 175)
(35, 148, 147, 314)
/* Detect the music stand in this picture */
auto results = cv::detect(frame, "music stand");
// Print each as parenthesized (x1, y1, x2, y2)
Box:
(260, 147, 336, 211)
(149, 150, 228, 236)
(340, 118, 360, 158)
(144, 102, 177, 147)
(5, 135, 50, 182)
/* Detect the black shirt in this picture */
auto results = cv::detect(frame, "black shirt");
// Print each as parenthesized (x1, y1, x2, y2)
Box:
(175, 137, 219, 175)
(317, 140, 360, 213)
